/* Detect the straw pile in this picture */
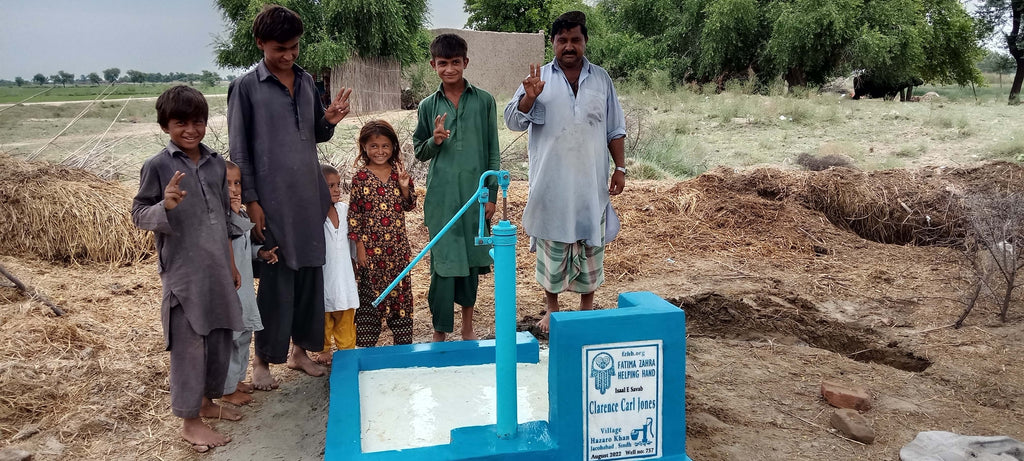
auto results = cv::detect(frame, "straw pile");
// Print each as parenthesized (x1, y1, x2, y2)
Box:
(0, 154, 152, 264)
(0, 259, 175, 458)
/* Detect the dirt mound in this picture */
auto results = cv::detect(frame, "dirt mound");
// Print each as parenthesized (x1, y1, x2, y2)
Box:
(0, 154, 151, 264)
(680, 162, 1024, 247)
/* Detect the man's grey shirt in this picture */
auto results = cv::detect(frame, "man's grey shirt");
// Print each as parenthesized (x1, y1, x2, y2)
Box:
(227, 60, 335, 270)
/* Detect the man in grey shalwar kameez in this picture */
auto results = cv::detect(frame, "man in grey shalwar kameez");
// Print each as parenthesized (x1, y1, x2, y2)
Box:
(504, 11, 627, 332)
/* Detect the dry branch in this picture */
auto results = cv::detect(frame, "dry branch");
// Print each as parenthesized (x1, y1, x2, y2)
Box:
(0, 262, 64, 316)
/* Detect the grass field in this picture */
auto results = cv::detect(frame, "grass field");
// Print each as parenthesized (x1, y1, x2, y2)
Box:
(0, 75, 1020, 183)
(0, 83, 228, 104)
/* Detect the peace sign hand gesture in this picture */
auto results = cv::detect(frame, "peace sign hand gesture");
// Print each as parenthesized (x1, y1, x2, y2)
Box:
(164, 171, 187, 210)
(523, 63, 546, 100)
(396, 162, 412, 190)
(518, 63, 546, 113)
(325, 87, 353, 125)
(433, 113, 450, 145)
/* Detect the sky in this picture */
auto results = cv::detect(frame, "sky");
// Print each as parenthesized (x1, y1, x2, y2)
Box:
(0, 0, 470, 80)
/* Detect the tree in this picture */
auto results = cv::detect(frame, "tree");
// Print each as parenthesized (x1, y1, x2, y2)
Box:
(87, 72, 102, 85)
(126, 69, 147, 84)
(215, 0, 430, 74)
(975, 0, 1024, 104)
(980, 50, 1017, 85)
(49, 74, 60, 87)
(14, 77, 25, 87)
(103, 67, 120, 83)
(57, 70, 74, 87)
(199, 70, 221, 87)
(33, 73, 46, 85)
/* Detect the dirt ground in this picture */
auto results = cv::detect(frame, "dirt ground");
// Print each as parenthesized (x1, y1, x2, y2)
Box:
(2, 162, 1023, 460)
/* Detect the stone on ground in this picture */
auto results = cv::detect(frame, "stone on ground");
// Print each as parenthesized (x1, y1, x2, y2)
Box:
(830, 408, 875, 444)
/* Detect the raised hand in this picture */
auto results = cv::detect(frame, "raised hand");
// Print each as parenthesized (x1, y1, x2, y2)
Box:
(523, 63, 545, 100)
(396, 162, 411, 190)
(325, 87, 353, 125)
(258, 246, 279, 264)
(164, 171, 187, 210)
(432, 113, 450, 145)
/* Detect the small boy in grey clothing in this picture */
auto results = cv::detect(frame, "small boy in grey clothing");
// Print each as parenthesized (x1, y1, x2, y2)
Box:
(131, 85, 244, 451)
(220, 161, 279, 405)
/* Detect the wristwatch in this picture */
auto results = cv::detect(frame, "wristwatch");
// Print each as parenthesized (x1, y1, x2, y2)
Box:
(614, 166, 627, 176)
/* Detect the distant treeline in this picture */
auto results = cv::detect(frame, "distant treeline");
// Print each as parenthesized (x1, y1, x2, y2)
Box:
(3, 68, 235, 87)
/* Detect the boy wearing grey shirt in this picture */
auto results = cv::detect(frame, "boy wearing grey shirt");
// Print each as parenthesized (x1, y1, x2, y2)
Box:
(227, 4, 352, 388)
(132, 85, 243, 452)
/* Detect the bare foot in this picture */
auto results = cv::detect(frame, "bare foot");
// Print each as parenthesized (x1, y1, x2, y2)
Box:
(251, 359, 279, 391)
(287, 348, 325, 377)
(200, 398, 243, 421)
(536, 312, 551, 333)
(311, 351, 333, 366)
(220, 390, 253, 406)
(236, 382, 254, 394)
(181, 417, 230, 451)
(461, 326, 479, 341)
(432, 331, 447, 342)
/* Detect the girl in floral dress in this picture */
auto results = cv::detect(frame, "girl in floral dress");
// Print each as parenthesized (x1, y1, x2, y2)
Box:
(348, 120, 417, 346)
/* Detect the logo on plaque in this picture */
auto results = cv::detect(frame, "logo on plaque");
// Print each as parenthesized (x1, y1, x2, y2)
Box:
(590, 352, 615, 394)
(583, 340, 663, 460)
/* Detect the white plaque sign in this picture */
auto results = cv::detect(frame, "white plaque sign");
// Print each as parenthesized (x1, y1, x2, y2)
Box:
(583, 340, 663, 460)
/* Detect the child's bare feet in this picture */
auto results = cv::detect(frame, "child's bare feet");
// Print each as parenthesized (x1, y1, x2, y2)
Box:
(311, 351, 333, 366)
(200, 398, 243, 421)
(220, 390, 253, 406)
(461, 325, 479, 341)
(181, 417, 230, 452)
(432, 331, 447, 342)
(251, 356, 279, 391)
(287, 347, 325, 377)
(535, 312, 551, 333)
(236, 382, 254, 394)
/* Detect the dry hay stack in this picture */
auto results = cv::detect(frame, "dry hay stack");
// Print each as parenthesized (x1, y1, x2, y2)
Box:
(703, 163, 1024, 246)
(0, 155, 152, 264)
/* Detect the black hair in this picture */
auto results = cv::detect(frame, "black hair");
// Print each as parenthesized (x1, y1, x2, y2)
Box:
(430, 33, 468, 60)
(551, 11, 588, 41)
(252, 4, 304, 43)
(321, 163, 340, 176)
(225, 160, 240, 171)
(155, 85, 208, 128)
(355, 120, 401, 167)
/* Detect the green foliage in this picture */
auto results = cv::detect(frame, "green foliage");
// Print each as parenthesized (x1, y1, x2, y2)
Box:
(57, 71, 74, 87)
(199, 70, 221, 87)
(696, 0, 763, 79)
(765, 0, 861, 86)
(126, 70, 146, 85)
(918, 0, 985, 86)
(464, 0, 549, 32)
(214, 0, 429, 71)
(980, 50, 1017, 74)
(87, 72, 102, 85)
(32, 74, 46, 85)
(103, 68, 120, 83)
(464, 0, 585, 33)
(14, 77, 25, 87)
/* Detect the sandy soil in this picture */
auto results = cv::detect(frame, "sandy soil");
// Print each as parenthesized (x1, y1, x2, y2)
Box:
(2, 163, 1023, 460)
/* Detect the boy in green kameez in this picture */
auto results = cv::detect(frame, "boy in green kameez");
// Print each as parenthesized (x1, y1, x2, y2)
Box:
(413, 33, 500, 342)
